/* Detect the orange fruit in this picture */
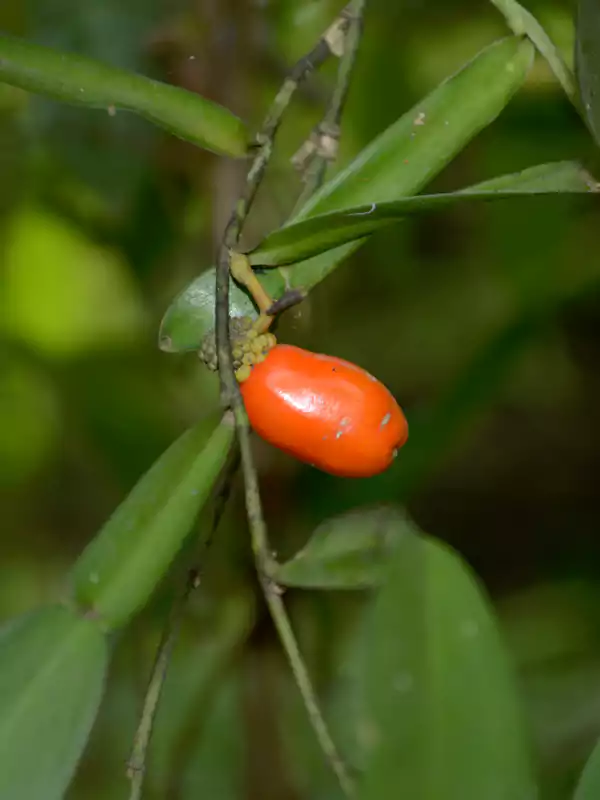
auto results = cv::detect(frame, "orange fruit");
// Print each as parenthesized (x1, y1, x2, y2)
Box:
(240, 344, 408, 477)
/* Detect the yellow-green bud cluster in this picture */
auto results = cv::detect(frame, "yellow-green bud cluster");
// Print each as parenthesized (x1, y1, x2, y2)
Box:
(199, 315, 277, 382)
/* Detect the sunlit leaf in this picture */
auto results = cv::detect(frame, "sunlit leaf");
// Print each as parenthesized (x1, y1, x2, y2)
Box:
(356, 532, 535, 800)
(160, 36, 534, 352)
(0, 605, 107, 800)
(1, 208, 146, 356)
(273, 507, 419, 589)
(69, 412, 235, 630)
(248, 162, 597, 267)
(0, 33, 249, 157)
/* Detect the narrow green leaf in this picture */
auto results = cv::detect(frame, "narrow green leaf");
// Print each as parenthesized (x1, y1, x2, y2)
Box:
(576, 0, 600, 145)
(358, 532, 535, 800)
(69, 412, 235, 630)
(460, 160, 595, 192)
(296, 36, 533, 220)
(0, 34, 249, 158)
(489, 0, 578, 107)
(160, 36, 534, 352)
(0, 605, 107, 800)
(273, 507, 419, 589)
(248, 162, 597, 267)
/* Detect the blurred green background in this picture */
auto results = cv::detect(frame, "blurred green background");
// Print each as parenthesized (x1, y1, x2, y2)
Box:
(2, 1, 600, 798)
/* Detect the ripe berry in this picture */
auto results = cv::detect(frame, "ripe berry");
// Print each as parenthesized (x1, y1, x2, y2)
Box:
(240, 344, 408, 478)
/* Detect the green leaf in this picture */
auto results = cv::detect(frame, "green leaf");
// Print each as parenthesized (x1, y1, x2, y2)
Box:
(576, 0, 600, 145)
(69, 412, 235, 630)
(160, 35, 534, 352)
(273, 507, 419, 590)
(357, 532, 535, 800)
(575, 741, 600, 799)
(295, 36, 533, 219)
(172, 671, 246, 800)
(489, 0, 577, 107)
(159, 270, 286, 353)
(145, 591, 255, 797)
(0, 605, 107, 800)
(0, 34, 249, 158)
(460, 160, 594, 192)
(248, 162, 597, 267)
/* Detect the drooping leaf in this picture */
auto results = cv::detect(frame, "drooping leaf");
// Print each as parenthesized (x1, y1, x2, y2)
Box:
(248, 162, 597, 267)
(273, 507, 419, 589)
(0, 605, 107, 800)
(69, 412, 235, 630)
(576, 0, 600, 145)
(160, 36, 534, 352)
(355, 532, 535, 800)
(0, 33, 249, 157)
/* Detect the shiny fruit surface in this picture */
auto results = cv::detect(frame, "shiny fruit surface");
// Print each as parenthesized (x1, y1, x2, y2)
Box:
(240, 344, 408, 477)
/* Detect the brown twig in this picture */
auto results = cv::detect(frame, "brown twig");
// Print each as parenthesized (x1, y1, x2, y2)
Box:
(293, 0, 368, 211)
(214, 5, 361, 798)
